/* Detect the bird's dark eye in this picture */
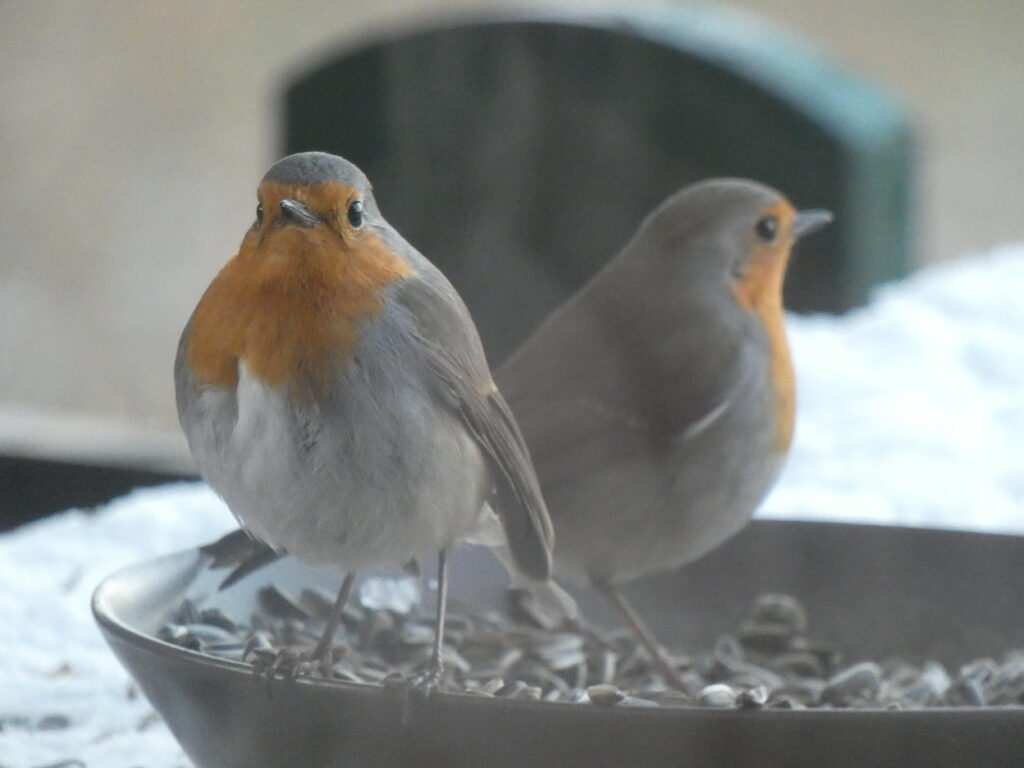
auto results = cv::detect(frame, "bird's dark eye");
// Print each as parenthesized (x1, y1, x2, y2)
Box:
(347, 200, 364, 228)
(255, 204, 264, 224)
(755, 215, 779, 242)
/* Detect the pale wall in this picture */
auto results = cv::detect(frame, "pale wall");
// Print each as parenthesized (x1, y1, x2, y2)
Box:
(1, 0, 1021, 442)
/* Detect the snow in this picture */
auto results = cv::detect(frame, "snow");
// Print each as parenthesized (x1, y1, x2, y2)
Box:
(2, 245, 1023, 766)
(763, 244, 1024, 533)
(0, 484, 233, 767)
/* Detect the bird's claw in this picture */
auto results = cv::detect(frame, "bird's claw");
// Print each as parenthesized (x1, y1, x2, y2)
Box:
(380, 661, 445, 698)
(407, 661, 444, 695)
(244, 642, 343, 688)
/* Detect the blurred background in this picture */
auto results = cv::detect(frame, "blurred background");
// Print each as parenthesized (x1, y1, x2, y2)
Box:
(1, 0, 1022, 521)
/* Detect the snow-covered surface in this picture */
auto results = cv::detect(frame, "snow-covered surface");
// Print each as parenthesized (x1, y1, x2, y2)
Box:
(765, 245, 1024, 532)
(0, 485, 233, 767)
(2, 246, 1023, 766)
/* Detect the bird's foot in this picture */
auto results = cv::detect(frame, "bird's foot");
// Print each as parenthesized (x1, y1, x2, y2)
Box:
(407, 661, 443, 694)
(244, 639, 346, 685)
(381, 660, 444, 698)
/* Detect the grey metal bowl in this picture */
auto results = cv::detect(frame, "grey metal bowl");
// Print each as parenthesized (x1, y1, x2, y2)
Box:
(93, 520, 1024, 767)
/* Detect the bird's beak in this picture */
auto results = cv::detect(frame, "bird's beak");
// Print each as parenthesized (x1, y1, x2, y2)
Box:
(279, 198, 321, 228)
(792, 209, 833, 240)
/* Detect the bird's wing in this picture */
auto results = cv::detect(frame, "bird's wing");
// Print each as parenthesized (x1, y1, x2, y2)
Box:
(394, 263, 554, 582)
(420, 342, 554, 579)
(498, 374, 660, 500)
(495, 284, 744, 503)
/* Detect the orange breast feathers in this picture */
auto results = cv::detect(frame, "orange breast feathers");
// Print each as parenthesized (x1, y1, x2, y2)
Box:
(731, 199, 797, 453)
(184, 182, 412, 398)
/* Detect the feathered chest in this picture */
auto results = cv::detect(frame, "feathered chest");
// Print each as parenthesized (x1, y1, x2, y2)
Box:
(183, 229, 411, 400)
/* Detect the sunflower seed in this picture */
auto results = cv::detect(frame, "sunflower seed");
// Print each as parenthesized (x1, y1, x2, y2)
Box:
(159, 585, 1024, 711)
(587, 684, 625, 706)
(258, 586, 310, 620)
(737, 685, 768, 709)
(822, 662, 882, 706)
(699, 683, 737, 708)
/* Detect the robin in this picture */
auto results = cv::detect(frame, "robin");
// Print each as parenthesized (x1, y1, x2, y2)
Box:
(495, 178, 831, 687)
(175, 151, 554, 685)
(202, 176, 831, 690)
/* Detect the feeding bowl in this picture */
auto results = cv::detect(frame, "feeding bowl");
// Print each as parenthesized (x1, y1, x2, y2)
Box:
(93, 520, 1024, 767)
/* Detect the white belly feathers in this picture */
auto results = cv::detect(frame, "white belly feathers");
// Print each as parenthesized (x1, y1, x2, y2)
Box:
(189, 359, 490, 571)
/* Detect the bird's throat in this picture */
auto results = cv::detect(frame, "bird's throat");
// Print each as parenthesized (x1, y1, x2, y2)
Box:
(185, 231, 411, 400)
(732, 254, 795, 453)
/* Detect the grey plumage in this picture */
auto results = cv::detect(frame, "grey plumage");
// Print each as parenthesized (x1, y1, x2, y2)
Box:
(496, 179, 789, 583)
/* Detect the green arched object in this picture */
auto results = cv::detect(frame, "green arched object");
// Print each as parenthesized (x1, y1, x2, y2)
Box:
(283, 6, 914, 362)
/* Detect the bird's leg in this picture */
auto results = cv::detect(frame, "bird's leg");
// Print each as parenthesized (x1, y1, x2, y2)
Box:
(595, 580, 686, 691)
(307, 571, 356, 677)
(410, 548, 449, 691)
(246, 571, 355, 683)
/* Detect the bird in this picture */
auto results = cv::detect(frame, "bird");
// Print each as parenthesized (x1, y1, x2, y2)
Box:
(494, 178, 831, 687)
(175, 151, 554, 686)
(199, 175, 831, 690)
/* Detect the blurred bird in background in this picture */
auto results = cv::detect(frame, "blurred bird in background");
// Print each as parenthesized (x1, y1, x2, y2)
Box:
(497, 179, 831, 687)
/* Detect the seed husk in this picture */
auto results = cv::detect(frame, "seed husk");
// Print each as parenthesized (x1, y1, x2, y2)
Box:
(156, 587, 1024, 711)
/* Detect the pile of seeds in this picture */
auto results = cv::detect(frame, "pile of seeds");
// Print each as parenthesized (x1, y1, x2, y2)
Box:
(158, 579, 1024, 709)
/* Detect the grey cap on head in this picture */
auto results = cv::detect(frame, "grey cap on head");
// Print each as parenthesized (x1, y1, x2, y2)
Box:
(653, 178, 784, 227)
(639, 178, 784, 260)
(261, 151, 371, 190)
